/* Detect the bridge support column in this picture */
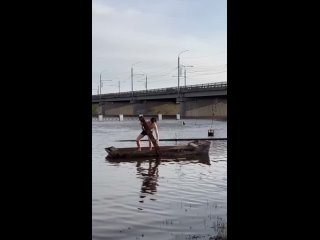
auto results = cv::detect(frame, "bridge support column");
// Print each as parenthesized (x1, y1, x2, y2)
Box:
(101, 103, 107, 116)
(176, 96, 186, 118)
(97, 102, 103, 121)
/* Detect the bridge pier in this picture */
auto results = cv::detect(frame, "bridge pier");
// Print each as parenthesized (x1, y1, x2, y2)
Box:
(176, 98, 187, 118)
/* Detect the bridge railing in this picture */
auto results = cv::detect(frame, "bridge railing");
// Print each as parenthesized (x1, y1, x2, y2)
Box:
(179, 82, 227, 93)
(92, 81, 227, 100)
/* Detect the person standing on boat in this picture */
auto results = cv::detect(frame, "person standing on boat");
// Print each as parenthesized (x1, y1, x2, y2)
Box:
(136, 117, 159, 151)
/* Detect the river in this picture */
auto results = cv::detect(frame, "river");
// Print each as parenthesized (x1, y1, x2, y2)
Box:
(92, 118, 227, 240)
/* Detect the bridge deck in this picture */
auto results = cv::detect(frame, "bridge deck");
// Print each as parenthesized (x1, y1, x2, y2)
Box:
(92, 82, 227, 102)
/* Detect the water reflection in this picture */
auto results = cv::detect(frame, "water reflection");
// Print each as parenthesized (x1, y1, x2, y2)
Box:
(137, 158, 160, 200)
(106, 154, 211, 165)
(106, 155, 211, 204)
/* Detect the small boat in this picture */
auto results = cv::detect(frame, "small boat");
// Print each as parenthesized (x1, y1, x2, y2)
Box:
(105, 140, 211, 160)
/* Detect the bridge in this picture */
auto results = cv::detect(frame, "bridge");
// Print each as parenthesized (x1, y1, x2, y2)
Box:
(92, 81, 227, 103)
(92, 82, 227, 118)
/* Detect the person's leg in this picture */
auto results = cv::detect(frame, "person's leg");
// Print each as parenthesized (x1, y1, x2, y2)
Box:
(136, 134, 144, 151)
(148, 137, 153, 151)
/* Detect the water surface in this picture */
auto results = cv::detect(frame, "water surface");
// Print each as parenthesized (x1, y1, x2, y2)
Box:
(92, 119, 227, 240)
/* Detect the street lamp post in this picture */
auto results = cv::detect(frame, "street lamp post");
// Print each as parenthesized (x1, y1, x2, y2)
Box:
(136, 72, 148, 112)
(99, 72, 103, 95)
(136, 71, 147, 92)
(100, 71, 112, 95)
(145, 74, 148, 92)
(131, 62, 141, 102)
(178, 50, 189, 96)
(99, 70, 112, 118)
(182, 65, 193, 87)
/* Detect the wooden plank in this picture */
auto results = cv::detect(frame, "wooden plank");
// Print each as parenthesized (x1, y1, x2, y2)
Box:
(118, 138, 227, 142)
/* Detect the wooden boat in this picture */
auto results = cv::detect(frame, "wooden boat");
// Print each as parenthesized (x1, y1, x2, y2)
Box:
(105, 140, 211, 160)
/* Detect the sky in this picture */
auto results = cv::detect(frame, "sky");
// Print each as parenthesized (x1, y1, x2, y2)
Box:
(92, 0, 227, 95)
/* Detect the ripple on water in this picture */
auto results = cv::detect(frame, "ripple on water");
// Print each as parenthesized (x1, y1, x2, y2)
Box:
(92, 119, 227, 240)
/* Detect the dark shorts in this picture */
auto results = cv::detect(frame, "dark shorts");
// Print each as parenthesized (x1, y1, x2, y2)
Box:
(140, 130, 147, 136)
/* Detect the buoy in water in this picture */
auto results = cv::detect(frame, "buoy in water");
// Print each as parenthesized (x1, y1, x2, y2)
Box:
(208, 129, 214, 137)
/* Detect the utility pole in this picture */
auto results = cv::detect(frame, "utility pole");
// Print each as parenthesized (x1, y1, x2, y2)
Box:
(99, 70, 112, 118)
(118, 81, 120, 94)
(182, 65, 193, 87)
(99, 73, 102, 95)
(99, 71, 112, 95)
(145, 75, 148, 92)
(178, 56, 180, 94)
(98, 81, 102, 115)
(98, 73, 103, 118)
(177, 50, 189, 96)
(131, 62, 141, 102)
(131, 66, 133, 99)
(137, 72, 147, 93)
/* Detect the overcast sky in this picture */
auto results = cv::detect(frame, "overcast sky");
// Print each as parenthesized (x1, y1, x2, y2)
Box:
(92, 0, 227, 94)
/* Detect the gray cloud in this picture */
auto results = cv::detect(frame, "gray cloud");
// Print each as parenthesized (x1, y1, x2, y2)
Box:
(92, 0, 227, 94)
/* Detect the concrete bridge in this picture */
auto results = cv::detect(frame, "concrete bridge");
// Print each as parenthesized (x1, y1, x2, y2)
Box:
(92, 82, 227, 119)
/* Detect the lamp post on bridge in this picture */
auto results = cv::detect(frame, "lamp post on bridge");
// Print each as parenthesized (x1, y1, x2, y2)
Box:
(177, 50, 189, 97)
(136, 71, 148, 93)
(131, 62, 141, 102)
(99, 71, 112, 95)
(182, 65, 193, 87)
(99, 70, 112, 119)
